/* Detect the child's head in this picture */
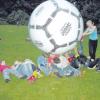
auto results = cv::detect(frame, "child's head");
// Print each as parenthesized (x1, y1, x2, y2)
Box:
(86, 20, 97, 28)
(53, 57, 60, 64)
(86, 20, 94, 27)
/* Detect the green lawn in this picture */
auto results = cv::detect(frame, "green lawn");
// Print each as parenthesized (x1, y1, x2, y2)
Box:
(0, 25, 100, 100)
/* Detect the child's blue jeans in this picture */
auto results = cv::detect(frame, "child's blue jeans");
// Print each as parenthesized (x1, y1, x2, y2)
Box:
(2, 68, 21, 80)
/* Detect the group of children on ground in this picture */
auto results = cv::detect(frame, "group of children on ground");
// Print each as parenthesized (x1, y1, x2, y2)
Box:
(0, 19, 99, 83)
(0, 47, 100, 83)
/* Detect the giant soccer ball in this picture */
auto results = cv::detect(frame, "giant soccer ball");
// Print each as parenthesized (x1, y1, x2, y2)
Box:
(29, 0, 84, 54)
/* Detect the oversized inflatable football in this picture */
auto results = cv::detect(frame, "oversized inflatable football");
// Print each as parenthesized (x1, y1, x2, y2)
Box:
(28, 0, 84, 54)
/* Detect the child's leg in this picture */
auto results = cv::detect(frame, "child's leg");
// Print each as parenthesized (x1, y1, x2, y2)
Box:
(64, 66, 80, 76)
(89, 40, 94, 59)
(73, 68, 81, 76)
(39, 65, 50, 76)
(63, 66, 74, 76)
(77, 41, 83, 55)
(21, 63, 33, 78)
(56, 68, 63, 76)
(10, 68, 24, 78)
(14, 64, 24, 75)
(79, 41, 83, 53)
(92, 40, 98, 60)
(2, 69, 11, 80)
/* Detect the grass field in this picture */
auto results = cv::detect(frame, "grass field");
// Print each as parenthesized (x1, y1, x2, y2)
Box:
(0, 25, 100, 100)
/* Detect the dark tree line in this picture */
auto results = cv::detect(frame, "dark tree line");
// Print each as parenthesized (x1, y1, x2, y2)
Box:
(0, 0, 100, 32)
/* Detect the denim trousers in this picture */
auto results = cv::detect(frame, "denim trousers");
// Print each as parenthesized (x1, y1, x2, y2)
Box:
(15, 63, 34, 78)
(2, 68, 21, 80)
(52, 64, 80, 76)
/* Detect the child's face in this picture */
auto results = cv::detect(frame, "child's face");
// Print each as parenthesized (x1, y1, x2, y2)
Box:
(86, 20, 94, 28)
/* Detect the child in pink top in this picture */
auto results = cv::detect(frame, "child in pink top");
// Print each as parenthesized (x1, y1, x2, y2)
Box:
(0, 61, 22, 83)
(0, 62, 10, 72)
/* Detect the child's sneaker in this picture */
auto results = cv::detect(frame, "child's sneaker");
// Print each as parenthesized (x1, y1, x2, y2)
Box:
(91, 59, 95, 62)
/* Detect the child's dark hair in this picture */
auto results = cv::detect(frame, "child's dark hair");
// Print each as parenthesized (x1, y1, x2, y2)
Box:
(53, 57, 60, 64)
(90, 19, 98, 26)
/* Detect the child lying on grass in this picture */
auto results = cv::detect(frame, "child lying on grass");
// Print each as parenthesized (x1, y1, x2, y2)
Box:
(13, 59, 43, 83)
(52, 54, 81, 77)
(13, 59, 36, 78)
(37, 53, 81, 78)
(0, 61, 23, 83)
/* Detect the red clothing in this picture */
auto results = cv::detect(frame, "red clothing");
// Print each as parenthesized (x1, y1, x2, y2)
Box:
(28, 75, 36, 81)
(0, 64, 10, 73)
(68, 56, 75, 63)
(68, 57, 73, 63)
(48, 55, 59, 64)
